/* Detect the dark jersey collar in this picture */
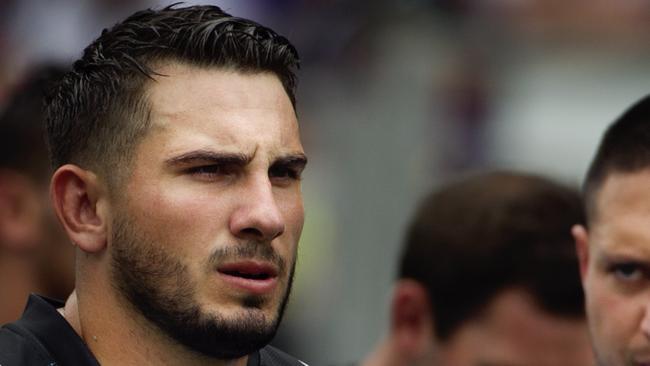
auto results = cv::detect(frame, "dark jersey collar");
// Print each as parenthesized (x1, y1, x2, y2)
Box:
(14, 294, 284, 366)
(247, 349, 261, 366)
(13, 294, 100, 365)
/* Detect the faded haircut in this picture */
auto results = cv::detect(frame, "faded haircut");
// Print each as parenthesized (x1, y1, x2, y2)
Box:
(45, 4, 300, 187)
(582, 94, 650, 224)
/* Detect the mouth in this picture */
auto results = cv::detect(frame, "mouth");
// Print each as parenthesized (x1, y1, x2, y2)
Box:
(216, 261, 279, 295)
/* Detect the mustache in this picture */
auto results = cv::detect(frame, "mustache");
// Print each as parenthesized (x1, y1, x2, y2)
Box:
(207, 242, 287, 275)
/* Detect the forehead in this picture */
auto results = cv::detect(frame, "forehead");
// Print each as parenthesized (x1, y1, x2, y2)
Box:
(141, 62, 301, 156)
(590, 170, 650, 254)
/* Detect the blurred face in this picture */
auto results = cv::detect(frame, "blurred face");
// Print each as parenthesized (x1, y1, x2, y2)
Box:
(0, 172, 74, 299)
(109, 63, 306, 359)
(438, 288, 593, 366)
(579, 171, 650, 366)
(35, 180, 75, 299)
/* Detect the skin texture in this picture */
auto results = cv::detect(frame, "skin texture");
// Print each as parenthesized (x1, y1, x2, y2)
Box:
(51, 63, 306, 366)
(437, 288, 593, 366)
(575, 170, 650, 366)
(363, 283, 593, 366)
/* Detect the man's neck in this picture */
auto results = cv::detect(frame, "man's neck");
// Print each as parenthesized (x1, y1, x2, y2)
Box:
(63, 282, 249, 366)
(362, 338, 405, 366)
(362, 336, 437, 366)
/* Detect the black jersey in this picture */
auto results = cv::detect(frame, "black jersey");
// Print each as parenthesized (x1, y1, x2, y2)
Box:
(0, 295, 307, 366)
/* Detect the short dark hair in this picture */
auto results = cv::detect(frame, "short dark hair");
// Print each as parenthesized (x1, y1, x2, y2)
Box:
(399, 172, 585, 341)
(45, 4, 300, 185)
(583, 94, 650, 223)
(0, 65, 67, 181)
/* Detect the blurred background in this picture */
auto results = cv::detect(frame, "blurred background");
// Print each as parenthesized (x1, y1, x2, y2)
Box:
(2, 0, 650, 364)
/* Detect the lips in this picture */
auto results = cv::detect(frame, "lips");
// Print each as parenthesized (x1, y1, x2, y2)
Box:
(216, 261, 279, 295)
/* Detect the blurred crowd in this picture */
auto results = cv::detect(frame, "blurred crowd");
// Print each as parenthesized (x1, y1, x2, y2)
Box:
(2, 1, 650, 364)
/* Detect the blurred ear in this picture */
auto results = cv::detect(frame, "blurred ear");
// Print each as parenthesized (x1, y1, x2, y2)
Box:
(0, 169, 41, 251)
(572, 224, 590, 282)
(390, 279, 435, 358)
(50, 164, 108, 254)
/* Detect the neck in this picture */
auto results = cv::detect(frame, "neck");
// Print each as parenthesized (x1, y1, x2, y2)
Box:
(362, 338, 410, 366)
(67, 268, 248, 366)
(362, 335, 438, 366)
(0, 253, 38, 324)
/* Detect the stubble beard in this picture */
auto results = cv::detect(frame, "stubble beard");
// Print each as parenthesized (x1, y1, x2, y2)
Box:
(109, 215, 295, 360)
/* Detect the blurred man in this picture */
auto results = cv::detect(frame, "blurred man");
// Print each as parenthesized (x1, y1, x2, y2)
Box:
(573, 94, 650, 366)
(364, 172, 593, 366)
(0, 5, 308, 365)
(0, 66, 74, 324)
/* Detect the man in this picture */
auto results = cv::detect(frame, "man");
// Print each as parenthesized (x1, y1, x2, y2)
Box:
(573, 94, 650, 366)
(0, 65, 74, 324)
(363, 172, 594, 366)
(0, 5, 308, 366)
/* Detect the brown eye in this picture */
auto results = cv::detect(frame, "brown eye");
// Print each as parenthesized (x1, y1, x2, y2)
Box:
(187, 164, 237, 179)
(611, 263, 643, 282)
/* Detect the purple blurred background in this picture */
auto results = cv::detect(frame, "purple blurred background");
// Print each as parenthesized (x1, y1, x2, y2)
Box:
(2, 1, 650, 363)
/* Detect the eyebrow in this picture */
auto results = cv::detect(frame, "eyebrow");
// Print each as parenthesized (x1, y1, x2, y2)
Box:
(272, 153, 308, 169)
(597, 251, 650, 265)
(164, 150, 252, 167)
(164, 150, 308, 170)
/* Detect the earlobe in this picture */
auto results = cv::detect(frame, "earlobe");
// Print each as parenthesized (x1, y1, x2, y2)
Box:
(50, 165, 108, 253)
(572, 224, 590, 282)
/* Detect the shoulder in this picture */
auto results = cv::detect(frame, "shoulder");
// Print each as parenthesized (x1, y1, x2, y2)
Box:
(259, 345, 309, 366)
(0, 323, 54, 365)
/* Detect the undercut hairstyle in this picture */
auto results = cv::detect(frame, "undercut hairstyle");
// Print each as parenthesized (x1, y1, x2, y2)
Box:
(399, 172, 585, 341)
(45, 4, 300, 186)
(0, 65, 67, 181)
(583, 94, 650, 223)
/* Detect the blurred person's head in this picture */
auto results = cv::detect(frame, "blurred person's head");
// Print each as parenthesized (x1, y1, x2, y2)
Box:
(0, 65, 74, 323)
(46, 4, 305, 363)
(364, 171, 593, 366)
(573, 94, 650, 366)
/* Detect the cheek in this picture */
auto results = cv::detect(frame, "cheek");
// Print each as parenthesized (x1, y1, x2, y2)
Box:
(124, 183, 232, 253)
(278, 189, 304, 231)
(285, 202, 304, 238)
(586, 276, 639, 348)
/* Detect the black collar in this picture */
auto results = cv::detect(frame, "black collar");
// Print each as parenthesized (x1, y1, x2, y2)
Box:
(14, 294, 270, 365)
(13, 294, 100, 365)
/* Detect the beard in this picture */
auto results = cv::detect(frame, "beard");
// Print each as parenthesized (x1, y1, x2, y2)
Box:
(109, 215, 295, 360)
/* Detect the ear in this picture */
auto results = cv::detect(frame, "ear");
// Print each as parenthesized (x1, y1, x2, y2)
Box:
(572, 224, 590, 283)
(50, 164, 109, 254)
(390, 279, 435, 359)
(0, 169, 41, 251)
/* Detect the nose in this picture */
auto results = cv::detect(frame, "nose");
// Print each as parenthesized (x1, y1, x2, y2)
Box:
(229, 176, 285, 242)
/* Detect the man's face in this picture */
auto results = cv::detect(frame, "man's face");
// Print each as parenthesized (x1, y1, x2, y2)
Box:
(578, 171, 650, 366)
(438, 288, 594, 366)
(109, 63, 306, 359)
